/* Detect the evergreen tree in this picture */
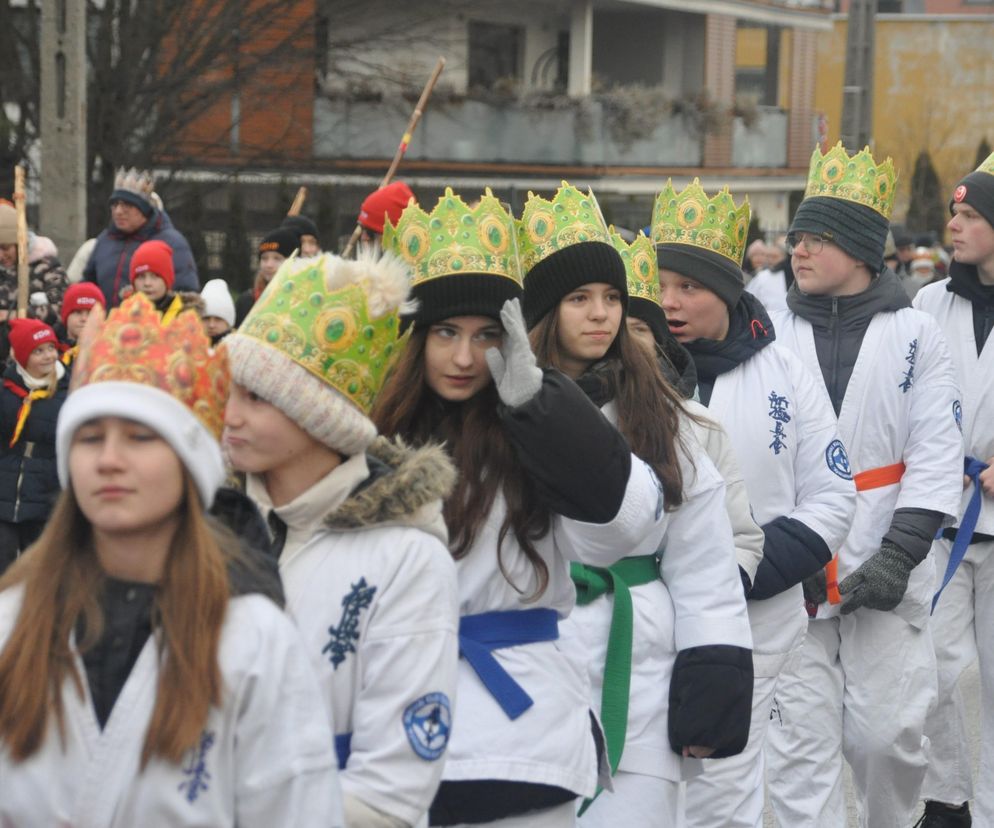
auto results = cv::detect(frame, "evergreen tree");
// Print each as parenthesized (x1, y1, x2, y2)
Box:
(976, 138, 992, 169)
(905, 151, 946, 241)
(222, 186, 252, 294)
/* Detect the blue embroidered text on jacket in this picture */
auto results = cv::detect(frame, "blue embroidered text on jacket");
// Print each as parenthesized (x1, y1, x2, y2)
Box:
(178, 730, 215, 803)
(322, 577, 378, 669)
(899, 338, 918, 392)
(768, 391, 791, 455)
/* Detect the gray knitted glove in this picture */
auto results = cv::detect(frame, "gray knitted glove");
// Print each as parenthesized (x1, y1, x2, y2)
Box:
(802, 569, 827, 606)
(485, 298, 543, 408)
(838, 540, 918, 615)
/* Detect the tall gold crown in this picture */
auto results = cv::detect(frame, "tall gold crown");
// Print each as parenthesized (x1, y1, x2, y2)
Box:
(72, 293, 230, 439)
(803, 143, 897, 219)
(113, 167, 156, 200)
(515, 182, 612, 275)
(651, 179, 751, 266)
(383, 187, 522, 287)
(609, 229, 659, 304)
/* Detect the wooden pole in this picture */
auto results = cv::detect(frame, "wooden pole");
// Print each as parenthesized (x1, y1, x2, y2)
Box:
(342, 56, 446, 258)
(287, 186, 307, 216)
(13, 166, 29, 318)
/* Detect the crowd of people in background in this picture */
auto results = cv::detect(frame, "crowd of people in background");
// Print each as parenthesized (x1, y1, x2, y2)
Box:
(0, 142, 990, 828)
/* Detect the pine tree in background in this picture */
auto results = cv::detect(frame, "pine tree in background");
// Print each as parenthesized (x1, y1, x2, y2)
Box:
(746, 213, 763, 247)
(222, 186, 252, 294)
(905, 151, 946, 241)
(976, 138, 992, 168)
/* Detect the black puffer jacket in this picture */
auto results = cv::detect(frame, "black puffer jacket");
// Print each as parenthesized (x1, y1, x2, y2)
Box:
(0, 363, 69, 523)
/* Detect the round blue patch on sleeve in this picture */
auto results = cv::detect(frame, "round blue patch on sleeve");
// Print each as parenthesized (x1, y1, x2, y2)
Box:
(403, 692, 451, 761)
(825, 439, 853, 480)
(953, 400, 963, 433)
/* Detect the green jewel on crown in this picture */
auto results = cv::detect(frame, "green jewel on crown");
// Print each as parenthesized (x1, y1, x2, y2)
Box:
(803, 142, 898, 219)
(383, 187, 522, 288)
(609, 229, 659, 304)
(650, 178, 751, 267)
(515, 181, 612, 275)
(239, 256, 404, 414)
(975, 150, 994, 177)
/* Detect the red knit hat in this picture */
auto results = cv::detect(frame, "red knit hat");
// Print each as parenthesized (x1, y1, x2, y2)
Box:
(8, 318, 58, 368)
(61, 282, 106, 326)
(129, 239, 175, 289)
(357, 181, 416, 234)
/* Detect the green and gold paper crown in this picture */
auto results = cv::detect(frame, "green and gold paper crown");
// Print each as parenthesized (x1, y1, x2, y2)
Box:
(383, 187, 522, 287)
(651, 179, 751, 266)
(803, 142, 897, 219)
(610, 229, 659, 304)
(238, 252, 408, 413)
(974, 150, 994, 177)
(515, 182, 612, 275)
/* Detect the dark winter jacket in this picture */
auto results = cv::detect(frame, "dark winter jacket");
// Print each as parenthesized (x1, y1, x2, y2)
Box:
(83, 209, 199, 307)
(785, 268, 944, 567)
(0, 363, 70, 523)
(946, 260, 994, 356)
(684, 291, 833, 602)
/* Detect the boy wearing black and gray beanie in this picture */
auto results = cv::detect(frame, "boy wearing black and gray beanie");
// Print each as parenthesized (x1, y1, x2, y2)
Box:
(765, 143, 964, 828)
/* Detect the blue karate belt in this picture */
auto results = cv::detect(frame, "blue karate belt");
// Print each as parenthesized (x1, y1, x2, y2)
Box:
(335, 732, 351, 770)
(932, 456, 990, 613)
(458, 607, 559, 720)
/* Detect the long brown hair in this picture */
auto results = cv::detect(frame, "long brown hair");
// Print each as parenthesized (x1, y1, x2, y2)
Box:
(373, 327, 552, 601)
(0, 472, 232, 767)
(530, 308, 685, 509)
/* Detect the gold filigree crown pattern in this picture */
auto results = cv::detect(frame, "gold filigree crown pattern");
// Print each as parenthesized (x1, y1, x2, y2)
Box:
(651, 179, 751, 266)
(803, 143, 897, 219)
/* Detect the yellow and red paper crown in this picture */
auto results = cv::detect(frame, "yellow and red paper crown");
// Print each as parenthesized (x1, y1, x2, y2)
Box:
(72, 293, 230, 439)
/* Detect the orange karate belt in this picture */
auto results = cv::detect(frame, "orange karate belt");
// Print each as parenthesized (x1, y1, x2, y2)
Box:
(824, 462, 906, 605)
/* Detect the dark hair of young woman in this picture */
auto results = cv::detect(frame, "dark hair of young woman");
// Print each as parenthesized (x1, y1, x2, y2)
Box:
(0, 472, 240, 767)
(529, 311, 686, 510)
(373, 327, 553, 601)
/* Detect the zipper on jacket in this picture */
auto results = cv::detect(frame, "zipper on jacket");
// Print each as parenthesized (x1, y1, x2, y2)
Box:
(829, 297, 841, 412)
(12, 459, 25, 522)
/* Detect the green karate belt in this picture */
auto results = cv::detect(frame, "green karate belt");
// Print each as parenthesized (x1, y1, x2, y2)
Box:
(570, 553, 660, 814)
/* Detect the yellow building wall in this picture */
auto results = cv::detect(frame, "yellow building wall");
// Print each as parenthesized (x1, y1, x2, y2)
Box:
(814, 18, 994, 222)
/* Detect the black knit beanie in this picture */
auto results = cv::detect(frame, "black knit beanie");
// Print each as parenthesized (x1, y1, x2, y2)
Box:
(951, 171, 994, 229)
(281, 214, 320, 243)
(789, 196, 888, 273)
(109, 188, 154, 218)
(655, 243, 745, 310)
(628, 296, 669, 345)
(522, 241, 628, 329)
(402, 273, 522, 332)
(258, 227, 301, 260)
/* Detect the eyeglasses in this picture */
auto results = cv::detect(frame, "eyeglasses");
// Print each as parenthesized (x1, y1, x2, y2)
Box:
(786, 231, 834, 256)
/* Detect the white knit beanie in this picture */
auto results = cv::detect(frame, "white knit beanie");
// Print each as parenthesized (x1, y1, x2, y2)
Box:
(201, 278, 236, 327)
(225, 250, 414, 457)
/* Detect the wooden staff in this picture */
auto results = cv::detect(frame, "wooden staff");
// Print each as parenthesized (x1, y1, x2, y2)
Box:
(287, 186, 308, 216)
(13, 166, 29, 318)
(342, 56, 446, 258)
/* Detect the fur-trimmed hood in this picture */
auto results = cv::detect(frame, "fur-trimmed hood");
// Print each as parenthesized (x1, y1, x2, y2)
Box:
(324, 436, 456, 544)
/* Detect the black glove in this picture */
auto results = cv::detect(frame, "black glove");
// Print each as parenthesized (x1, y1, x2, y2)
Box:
(838, 540, 920, 615)
(668, 645, 753, 758)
